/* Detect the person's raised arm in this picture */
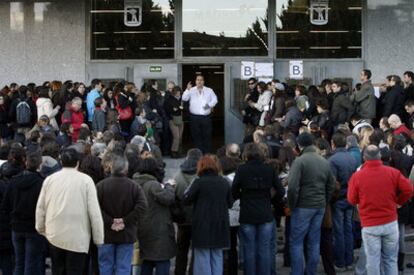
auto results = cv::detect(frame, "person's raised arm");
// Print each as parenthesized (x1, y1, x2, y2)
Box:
(182, 82, 193, 102)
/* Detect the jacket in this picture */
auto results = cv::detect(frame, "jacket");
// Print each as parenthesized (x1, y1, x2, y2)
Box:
(183, 172, 233, 249)
(381, 85, 405, 117)
(35, 168, 104, 253)
(175, 170, 197, 225)
(1, 170, 43, 233)
(270, 96, 286, 121)
(350, 80, 377, 119)
(9, 96, 37, 127)
(36, 97, 59, 130)
(288, 146, 336, 209)
(393, 124, 411, 137)
(61, 106, 84, 142)
(96, 176, 147, 244)
(281, 106, 302, 134)
(311, 110, 332, 134)
(254, 90, 272, 126)
(232, 160, 285, 224)
(331, 91, 354, 125)
(92, 108, 106, 133)
(86, 89, 101, 122)
(164, 94, 182, 120)
(133, 173, 176, 261)
(347, 146, 362, 169)
(328, 148, 356, 199)
(405, 83, 414, 103)
(0, 163, 24, 251)
(348, 160, 413, 227)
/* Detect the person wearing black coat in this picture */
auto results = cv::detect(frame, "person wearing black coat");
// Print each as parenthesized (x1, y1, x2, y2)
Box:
(183, 155, 233, 275)
(232, 143, 285, 275)
(164, 87, 184, 158)
(381, 76, 405, 118)
(0, 147, 26, 275)
(1, 152, 45, 275)
(330, 84, 354, 127)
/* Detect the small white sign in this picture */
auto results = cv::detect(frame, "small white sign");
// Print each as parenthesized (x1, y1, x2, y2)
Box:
(241, 61, 255, 80)
(241, 62, 274, 80)
(289, 60, 304, 80)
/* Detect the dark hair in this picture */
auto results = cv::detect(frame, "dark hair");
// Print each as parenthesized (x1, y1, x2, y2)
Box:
(172, 86, 182, 94)
(41, 142, 60, 159)
(29, 130, 41, 142)
(248, 77, 257, 84)
(78, 128, 91, 141)
(79, 155, 104, 183)
(297, 132, 314, 147)
(61, 148, 79, 168)
(391, 75, 402, 86)
(315, 138, 332, 156)
(380, 117, 390, 128)
(278, 146, 295, 171)
(219, 156, 238, 175)
(91, 79, 102, 87)
(38, 87, 50, 98)
(404, 71, 414, 80)
(197, 155, 221, 176)
(321, 79, 332, 87)
(405, 100, 414, 107)
(195, 74, 204, 80)
(315, 98, 329, 110)
(94, 97, 104, 108)
(138, 157, 164, 182)
(256, 81, 267, 93)
(0, 144, 10, 160)
(368, 129, 384, 146)
(8, 146, 26, 167)
(295, 85, 307, 96)
(362, 69, 372, 80)
(332, 133, 347, 148)
(242, 143, 264, 162)
(350, 114, 362, 122)
(285, 99, 296, 109)
(26, 152, 42, 171)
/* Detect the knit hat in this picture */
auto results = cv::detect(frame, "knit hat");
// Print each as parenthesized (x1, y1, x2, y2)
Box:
(297, 132, 314, 147)
(180, 148, 203, 173)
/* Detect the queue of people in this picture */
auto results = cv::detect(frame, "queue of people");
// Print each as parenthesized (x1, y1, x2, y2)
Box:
(0, 69, 413, 275)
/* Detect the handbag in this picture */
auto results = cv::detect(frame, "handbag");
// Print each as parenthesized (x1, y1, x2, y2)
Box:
(172, 115, 183, 126)
(116, 105, 133, 121)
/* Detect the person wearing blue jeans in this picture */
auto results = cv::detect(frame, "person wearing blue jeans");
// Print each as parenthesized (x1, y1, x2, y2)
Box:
(240, 221, 274, 275)
(290, 207, 325, 275)
(193, 249, 223, 275)
(12, 231, 45, 275)
(98, 244, 134, 275)
(332, 199, 354, 269)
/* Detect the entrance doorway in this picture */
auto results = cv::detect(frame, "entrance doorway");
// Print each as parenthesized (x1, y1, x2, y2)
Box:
(181, 64, 225, 152)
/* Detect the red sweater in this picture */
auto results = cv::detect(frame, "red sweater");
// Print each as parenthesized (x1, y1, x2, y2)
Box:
(348, 160, 413, 227)
(61, 107, 84, 142)
(393, 124, 410, 137)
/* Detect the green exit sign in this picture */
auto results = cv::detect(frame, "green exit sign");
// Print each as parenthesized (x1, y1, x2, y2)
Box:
(149, 66, 162, 73)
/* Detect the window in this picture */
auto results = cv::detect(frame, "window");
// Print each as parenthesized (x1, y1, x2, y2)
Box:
(183, 0, 268, 56)
(91, 0, 175, 59)
(276, 0, 362, 58)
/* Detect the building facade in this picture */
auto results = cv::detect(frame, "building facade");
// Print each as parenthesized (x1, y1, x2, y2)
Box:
(0, 0, 412, 143)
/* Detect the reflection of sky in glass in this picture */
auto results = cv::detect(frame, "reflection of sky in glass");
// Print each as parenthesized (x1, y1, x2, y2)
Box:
(34, 2, 51, 23)
(183, 0, 267, 38)
(154, 0, 173, 16)
(276, 0, 289, 28)
(10, 2, 24, 32)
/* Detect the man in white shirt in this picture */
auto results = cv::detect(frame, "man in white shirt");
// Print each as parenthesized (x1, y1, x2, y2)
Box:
(182, 75, 218, 153)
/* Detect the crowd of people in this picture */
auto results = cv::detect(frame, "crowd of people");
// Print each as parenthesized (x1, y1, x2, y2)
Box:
(0, 69, 413, 275)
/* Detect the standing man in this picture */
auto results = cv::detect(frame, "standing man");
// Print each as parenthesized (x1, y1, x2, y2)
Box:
(403, 71, 414, 103)
(330, 81, 354, 127)
(328, 133, 356, 271)
(182, 75, 218, 154)
(86, 79, 103, 123)
(35, 148, 104, 275)
(348, 145, 413, 275)
(350, 69, 376, 123)
(288, 132, 336, 275)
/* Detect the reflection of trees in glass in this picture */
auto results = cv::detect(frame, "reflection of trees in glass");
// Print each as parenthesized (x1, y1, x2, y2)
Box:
(276, 0, 362, 58)
(92, 0, 174, 59)
(183, 4, 269, 57)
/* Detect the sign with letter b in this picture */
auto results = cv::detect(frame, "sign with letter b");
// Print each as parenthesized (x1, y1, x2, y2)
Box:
(289, 60, 303, 80)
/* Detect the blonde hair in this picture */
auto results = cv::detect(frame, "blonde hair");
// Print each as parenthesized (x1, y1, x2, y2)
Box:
(359, 127, 374, 150)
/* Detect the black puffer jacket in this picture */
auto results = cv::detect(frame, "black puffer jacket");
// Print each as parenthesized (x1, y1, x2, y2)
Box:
(331, 91, 354, 126)
(381, 85, 405, 117)
(1, 170, 44, 233)
(0, 162, 24, 251)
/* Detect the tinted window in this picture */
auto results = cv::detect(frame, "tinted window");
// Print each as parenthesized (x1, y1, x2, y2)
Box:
(91, 0, 175, 59)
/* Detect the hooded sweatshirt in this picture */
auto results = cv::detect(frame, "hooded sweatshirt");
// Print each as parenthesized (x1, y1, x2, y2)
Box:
(1, 170, 44, 232)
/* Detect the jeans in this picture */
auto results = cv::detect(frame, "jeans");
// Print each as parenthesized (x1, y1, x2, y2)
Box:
(240, 221, 274, 275)
(193, 248, 223, 275)
(362, 221, 399, 275)
(50, 245, 87, 275)
(12, 231, 45, 275)
(141, 260, 170, 275)
(332, 199, 354, 267)
(175, 225, 193, 275)
(98, 243, 134, 275)
(290, 207, 325, 275)
(270, 220, 277, 275)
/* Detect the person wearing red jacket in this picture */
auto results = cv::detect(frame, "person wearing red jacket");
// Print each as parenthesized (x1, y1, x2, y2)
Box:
(388, 114, 411, 137)
(348, 145, 413, 275)
(61, 97, 84, 142)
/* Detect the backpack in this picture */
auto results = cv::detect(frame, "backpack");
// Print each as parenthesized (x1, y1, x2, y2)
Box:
(16, 99, 32, 125)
